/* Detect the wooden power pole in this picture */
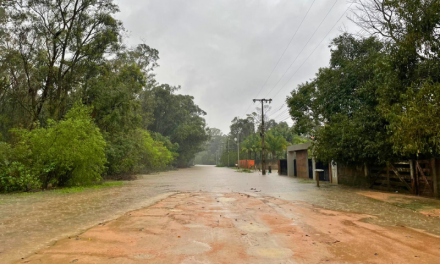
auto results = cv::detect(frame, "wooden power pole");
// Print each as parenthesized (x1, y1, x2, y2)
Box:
(253, 98, 272, 175)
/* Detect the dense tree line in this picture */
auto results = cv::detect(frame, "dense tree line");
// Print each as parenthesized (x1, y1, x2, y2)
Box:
(288, 0, 440, 166)
(0, 1, 208, 192)
(194, 128, 226, 165)
(204, 114, 308, 167)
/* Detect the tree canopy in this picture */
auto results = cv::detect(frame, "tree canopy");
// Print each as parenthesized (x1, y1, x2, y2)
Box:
(288, 0, 440, 165)
(0, 0, 208, 192)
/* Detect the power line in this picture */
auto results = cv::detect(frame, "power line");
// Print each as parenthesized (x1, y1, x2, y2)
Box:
(241, 0, 317, 117)
(266, 103, 286, 117)
(278, 115, 293, 123)
(271, 3, 352, 99)
(274, 112, 291, 122)
(271, 108, 289, 120)
(254, 0, 317, 99)
(264, 0, 339, 98)
(273, 4, 352, 127)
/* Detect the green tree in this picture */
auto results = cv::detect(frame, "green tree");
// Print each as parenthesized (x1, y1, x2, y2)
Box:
(352, 0, 440, 157)
(147, 85, 208, 167)
(288, 34, 394, 165)
(265, 132, 288, 160)
(0, 0, 121, 130)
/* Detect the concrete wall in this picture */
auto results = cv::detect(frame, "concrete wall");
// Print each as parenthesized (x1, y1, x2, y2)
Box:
(287, 151, 295, 177)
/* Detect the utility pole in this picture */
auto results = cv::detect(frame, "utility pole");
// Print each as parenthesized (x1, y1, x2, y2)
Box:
(227, 138, 230, 167)
(234, 130, 241, 168)
(253, 98, 272, 175)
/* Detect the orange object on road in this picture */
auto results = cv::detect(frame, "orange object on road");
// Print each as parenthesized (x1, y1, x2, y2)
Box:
(238, 160, 255, 169)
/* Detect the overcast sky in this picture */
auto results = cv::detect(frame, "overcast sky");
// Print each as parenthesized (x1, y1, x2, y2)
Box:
(114, 0, 359, 134)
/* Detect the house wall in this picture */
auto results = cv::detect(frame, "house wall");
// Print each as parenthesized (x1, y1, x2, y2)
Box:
(287, 151, 296, 177)
(296, 150, 309, 179)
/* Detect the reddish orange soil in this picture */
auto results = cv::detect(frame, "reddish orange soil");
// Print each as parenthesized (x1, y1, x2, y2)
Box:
(17, 193, 440, 264)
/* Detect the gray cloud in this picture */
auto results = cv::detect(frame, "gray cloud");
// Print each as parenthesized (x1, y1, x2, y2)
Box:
(114, 0, 359, 133)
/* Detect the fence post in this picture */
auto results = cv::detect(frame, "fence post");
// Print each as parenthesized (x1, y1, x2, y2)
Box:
(386, 162, 390, 191)
(432, 158, 438, 198)
(409, 160, 417, 195)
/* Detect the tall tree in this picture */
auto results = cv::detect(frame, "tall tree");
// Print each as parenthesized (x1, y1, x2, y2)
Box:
(1, 0, 121, 132)
(288, 34, 394, 165)
(147, 85, 208, 167)
(352, 0, 440, 157)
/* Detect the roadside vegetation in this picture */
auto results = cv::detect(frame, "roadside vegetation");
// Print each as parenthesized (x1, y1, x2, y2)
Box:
(196, 0, 440, 174)
(288, 0, 440, 167)
(195, 121, 309, 167)
(0, 1, 208, 192)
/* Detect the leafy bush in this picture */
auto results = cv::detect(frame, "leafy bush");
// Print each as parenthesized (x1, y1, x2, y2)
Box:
(0, 104, 107, 192)
(0, 142, 41, 192)
(105, 129, 176, 177)
(138, 130, 175, 172)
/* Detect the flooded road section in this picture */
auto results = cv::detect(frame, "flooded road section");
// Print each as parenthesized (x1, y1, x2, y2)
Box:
(2, 165, 440, 263)
(15, 193, 440, 264)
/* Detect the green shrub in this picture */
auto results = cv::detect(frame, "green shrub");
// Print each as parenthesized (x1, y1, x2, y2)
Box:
(0, 103, 107, 192)
(138, 130, 175, 172)
(105, 129, 176, 176)
(0, 142, 41, 192)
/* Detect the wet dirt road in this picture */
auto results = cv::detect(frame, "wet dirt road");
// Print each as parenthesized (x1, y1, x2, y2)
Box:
(18, 192, 440, 264)
(2, 165, 440, 263)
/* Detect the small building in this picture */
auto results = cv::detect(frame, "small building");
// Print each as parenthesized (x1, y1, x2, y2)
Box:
(286, 143, 338, 183)
(278, 159, 287, 175)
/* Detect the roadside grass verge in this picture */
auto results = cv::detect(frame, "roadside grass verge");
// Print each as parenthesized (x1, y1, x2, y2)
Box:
(298, 179, 316, 184)
(388, 196, 440, 212)
(53, 181, 125, 194)
(7, 181, 125, 196)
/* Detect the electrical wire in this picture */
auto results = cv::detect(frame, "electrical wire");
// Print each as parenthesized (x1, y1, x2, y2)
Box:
(264, 0, 339, 98)
(269, 3, 352, 126)
(266, 1, 351, 119)
(265, 103, 285, 117)
(271, 3, 353, 99)
(240, 0, 318, 117)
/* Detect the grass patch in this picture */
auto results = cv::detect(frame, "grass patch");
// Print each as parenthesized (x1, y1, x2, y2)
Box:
(389, 198, 440, 212)
(52, 181, 125, 194)
(235, 168, 253, 173)
(298, 179, 316, 184)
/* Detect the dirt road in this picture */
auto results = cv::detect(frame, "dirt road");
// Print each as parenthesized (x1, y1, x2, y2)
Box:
(17, 192, 440, 263)
(2, 166, 440, 263)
